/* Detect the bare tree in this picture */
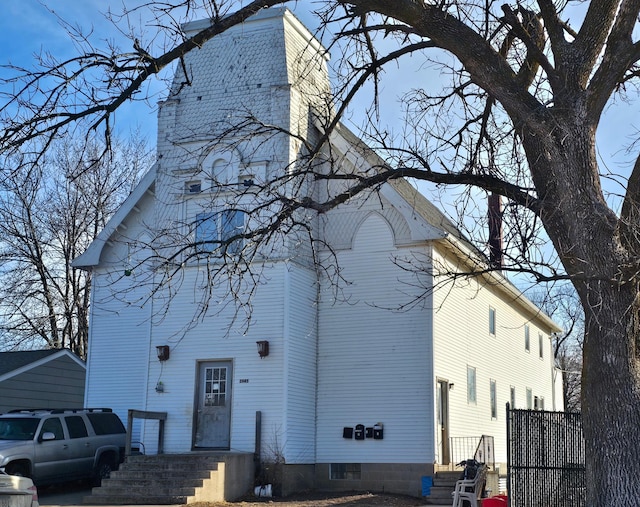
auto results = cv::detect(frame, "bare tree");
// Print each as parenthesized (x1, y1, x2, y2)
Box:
(532, 284, 584, 412)
(2, 0, 640, 504)
(0, 134, 149, 357)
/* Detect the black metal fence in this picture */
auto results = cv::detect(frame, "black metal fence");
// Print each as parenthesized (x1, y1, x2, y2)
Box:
(506, 405, 585, 507)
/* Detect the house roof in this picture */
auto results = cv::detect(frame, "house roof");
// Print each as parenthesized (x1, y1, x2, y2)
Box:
(329, 122, 563, 334)
(0, 349, 85, 382)
(72, 163, 156, 268)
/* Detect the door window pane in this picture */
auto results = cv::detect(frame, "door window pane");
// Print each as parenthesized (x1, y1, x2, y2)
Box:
(204, 366, 227, 407)
(41, 418, 64, 440)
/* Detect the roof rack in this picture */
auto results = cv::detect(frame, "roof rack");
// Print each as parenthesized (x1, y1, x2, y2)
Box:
(7, 408, 113, 414)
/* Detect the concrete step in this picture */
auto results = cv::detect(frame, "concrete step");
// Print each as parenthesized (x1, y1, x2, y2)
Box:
(109, 468, 212, 480)
(85, 494, 189, 505)
(86, 454, 221, 505)
(85, 452, 255, 505)
(422, 471, 461, 504)
(423, 486, 455, 503)
(433, 471, 461, 484)
(92, 484, 198, 497)
(120, 461, 219, 472)
(99, 476, 206, 489)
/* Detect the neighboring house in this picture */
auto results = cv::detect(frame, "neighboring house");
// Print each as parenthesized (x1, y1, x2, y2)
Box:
(0, 349, 86, 413)
(73, 8, 562, 498)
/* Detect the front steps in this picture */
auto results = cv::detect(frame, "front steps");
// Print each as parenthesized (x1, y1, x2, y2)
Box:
(423, 470, 460, 504)
(85, 452, 254, 505)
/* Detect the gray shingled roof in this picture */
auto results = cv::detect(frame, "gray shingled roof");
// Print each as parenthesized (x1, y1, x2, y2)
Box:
(0, 349, 61, 376)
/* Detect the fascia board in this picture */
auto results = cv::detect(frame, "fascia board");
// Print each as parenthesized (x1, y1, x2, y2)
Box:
(438, 234, 563, 334)
(72, 164, 157, 269)
(0, 349, 85, 384)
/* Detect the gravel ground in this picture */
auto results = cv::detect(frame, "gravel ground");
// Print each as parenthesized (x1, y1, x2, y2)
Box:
(185, 491, 428, 506)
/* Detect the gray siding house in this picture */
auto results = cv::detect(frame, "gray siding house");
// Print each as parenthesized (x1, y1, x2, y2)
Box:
(0, 349, 86, 413)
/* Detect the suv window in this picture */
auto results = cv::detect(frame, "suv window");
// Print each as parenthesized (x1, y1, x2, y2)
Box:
(86, 413, 126, 435)
(40, 418, 64, 440)
(65, 416, 88, 439)
(0, 418, 39, 440)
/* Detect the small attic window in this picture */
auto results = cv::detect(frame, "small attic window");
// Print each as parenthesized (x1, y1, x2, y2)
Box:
(238, 174, 255, 189)
(186, 181, 202, 194)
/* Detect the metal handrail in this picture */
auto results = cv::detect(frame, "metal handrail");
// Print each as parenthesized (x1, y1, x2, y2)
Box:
(449, 435, 495, 469)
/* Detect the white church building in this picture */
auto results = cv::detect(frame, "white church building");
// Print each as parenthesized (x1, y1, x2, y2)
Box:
(74, 7, 562, 498)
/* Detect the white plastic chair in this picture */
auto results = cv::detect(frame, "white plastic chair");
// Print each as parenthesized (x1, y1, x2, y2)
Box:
(451, 464, 488, 507)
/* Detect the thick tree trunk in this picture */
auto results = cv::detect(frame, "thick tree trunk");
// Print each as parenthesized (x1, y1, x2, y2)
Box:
(581, 283, 640, 506)
(519, 110, 640, 506)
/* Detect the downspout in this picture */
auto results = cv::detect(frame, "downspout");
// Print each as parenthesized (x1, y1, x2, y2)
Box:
(83, 267, 96, 408)
(282, 261, 291, 461)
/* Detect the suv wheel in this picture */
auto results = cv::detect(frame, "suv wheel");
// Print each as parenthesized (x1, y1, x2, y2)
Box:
(5, 463, 29, 478)
(93, 456, 115, 486)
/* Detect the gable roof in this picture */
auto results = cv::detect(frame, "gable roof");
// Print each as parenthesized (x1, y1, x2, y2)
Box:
(328, 122, 562, 334)
(0, 349, 85, 383)
(73, 163, 156, 268)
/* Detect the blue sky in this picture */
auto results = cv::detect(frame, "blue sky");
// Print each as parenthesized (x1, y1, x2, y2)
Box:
(0, 1, 637, 208)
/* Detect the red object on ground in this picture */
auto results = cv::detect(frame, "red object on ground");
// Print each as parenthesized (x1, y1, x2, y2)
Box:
(481, 497, 507, 507)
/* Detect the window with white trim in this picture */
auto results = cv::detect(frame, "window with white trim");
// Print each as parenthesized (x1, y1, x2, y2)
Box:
(195, 210, 245, 254)
(489, 307, 496, 335)
(467, 366, 477, 404)
(186, 180, 202, 194)
(539, 333, 544, 359)
(490, 379, 497, 419)
(525, 324, 530, 352)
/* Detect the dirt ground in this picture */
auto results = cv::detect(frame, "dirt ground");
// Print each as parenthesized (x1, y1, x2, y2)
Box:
(185, 491, 427, 506)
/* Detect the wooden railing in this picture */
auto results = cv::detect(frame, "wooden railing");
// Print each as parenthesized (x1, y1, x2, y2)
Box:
(125, 409, 167, 457)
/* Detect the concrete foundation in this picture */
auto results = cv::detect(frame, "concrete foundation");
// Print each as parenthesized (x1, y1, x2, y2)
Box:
(313, 463, 435, 498)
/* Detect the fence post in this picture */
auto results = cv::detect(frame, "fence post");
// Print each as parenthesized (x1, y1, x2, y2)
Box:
(506, 402, 512, 507)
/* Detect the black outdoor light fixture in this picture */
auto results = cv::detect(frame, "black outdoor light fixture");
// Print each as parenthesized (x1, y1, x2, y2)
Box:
(256, 340, 269, 359)
(156, 345, 170, 362)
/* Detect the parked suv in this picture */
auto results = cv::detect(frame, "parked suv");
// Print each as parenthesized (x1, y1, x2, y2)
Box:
(0, 408, 126, 486)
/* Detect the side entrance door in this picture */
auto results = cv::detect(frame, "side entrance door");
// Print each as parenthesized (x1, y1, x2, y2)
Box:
(194, 361, 232, 449)
(436, 378, 450, 465)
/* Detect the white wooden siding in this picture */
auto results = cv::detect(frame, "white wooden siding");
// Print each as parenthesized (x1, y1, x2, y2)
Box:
(282, 264, 318, 463)
(431, 247, 560, 465)
(317, 213, 434, 463)
(84, 268, 152, 445)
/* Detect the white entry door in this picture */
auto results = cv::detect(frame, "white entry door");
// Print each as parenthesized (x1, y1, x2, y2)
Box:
(194, 361, 232, 448)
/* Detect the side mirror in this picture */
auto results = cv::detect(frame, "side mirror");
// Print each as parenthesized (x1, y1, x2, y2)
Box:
(39, 432, 56, 442)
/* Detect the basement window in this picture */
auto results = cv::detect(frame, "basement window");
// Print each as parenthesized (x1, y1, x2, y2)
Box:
(330, 463, 361, 480)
